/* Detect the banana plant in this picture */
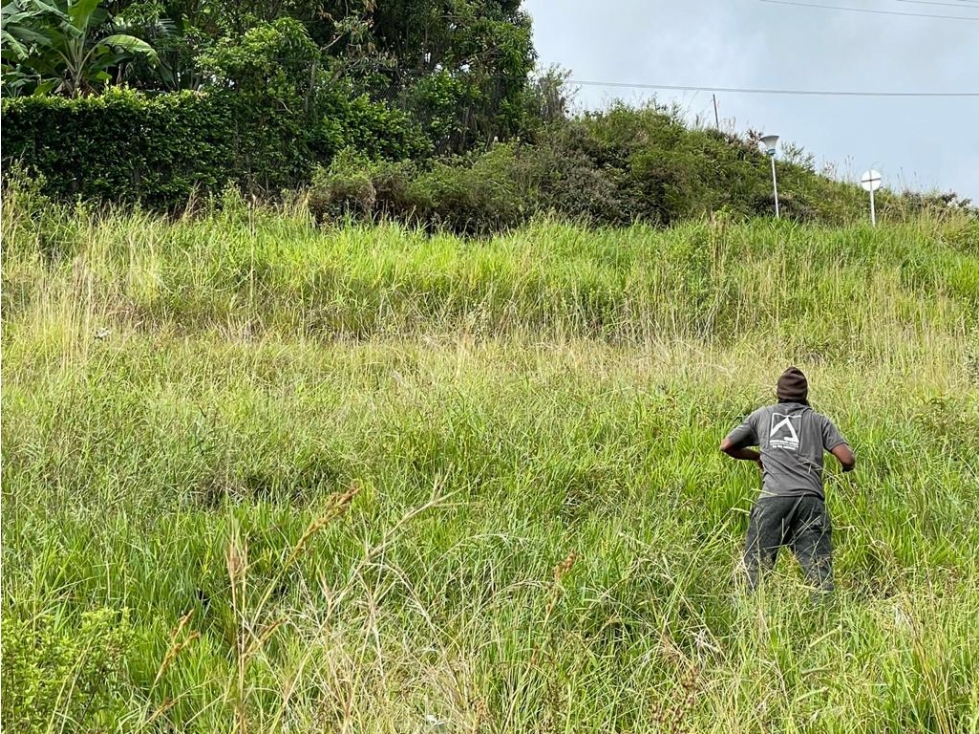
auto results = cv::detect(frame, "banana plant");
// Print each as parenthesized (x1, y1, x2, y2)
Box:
(1, 0, 58, 92)
(1, 0, 158, 95)
(2, 0, 59, 60)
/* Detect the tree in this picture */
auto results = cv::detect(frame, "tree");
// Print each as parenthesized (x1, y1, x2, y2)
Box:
(1, 0, 158, 96)
(182, 0, 537, 152)
(361, 0, 537, 153)
(4, 0, 541, 155)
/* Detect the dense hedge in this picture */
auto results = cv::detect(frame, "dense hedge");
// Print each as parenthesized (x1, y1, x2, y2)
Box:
(1, 87, 428, 209)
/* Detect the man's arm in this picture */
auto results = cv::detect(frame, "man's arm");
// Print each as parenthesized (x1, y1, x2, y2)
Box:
(822, 416, 855, 472)
(720, 437, 763, 470)
(830, 443, 856, 472)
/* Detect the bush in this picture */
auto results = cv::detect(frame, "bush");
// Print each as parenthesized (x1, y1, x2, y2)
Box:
(406, 144, 531, 235)
(1, 85, 428, 210)
(303, 106, 876, 235)
(308, 149, 379, 222)
(2, 609, 134, 734)
(2, 89, 238, 208)
(310, 144, 533, 235)
(516, 123, 625, 224)
(886, 190, 978, 224)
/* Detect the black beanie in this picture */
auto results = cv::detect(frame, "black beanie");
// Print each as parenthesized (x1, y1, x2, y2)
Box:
(776, 367, 808, 402)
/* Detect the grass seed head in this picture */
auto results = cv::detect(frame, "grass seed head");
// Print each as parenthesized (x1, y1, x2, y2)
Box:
(553, 552, 577, 584)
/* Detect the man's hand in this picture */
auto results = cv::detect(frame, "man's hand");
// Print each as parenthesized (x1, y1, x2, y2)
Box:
(830, 444, 856, 472)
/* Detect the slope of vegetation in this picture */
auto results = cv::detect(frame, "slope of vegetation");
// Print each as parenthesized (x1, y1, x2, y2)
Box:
(2, 189, 978, 732)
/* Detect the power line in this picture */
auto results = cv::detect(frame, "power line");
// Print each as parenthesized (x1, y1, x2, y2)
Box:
(759, 0, 979, 20)
(896, 0, 979, 8)
(567, 79, 979, 98)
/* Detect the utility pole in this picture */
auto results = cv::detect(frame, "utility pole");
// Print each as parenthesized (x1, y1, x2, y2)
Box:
(712, 94, 719, 128)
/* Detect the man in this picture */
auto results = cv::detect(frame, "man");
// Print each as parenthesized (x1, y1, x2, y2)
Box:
(720, 367, 855, 592)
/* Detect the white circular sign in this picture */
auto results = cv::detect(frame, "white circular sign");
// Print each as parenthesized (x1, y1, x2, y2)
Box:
(860, 170, 882, 192)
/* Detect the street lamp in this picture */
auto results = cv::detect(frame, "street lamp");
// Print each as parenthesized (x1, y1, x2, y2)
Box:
(760, 134, 780, 219)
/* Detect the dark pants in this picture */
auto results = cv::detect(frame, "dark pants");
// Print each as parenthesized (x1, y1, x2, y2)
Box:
(743, 494, 834, 592)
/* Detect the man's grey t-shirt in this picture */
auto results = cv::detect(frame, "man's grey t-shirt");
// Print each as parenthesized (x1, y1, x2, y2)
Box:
(725, 402, 848, 500)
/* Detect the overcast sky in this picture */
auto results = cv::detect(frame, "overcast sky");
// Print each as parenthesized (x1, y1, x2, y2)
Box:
(523, 0, 979, 201)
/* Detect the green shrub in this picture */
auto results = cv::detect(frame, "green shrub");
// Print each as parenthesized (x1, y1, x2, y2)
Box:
(309, 149, 379, 223)
(885, 190, 979, 225)
(300, 107, 876, 235)
(310, 144, 533, 235)
(1, 86, 428, 210)
(406, 144, 531, 235)
(515, 124, 625, 224)
(2, 608, 134, 734)
(1, 89, 236, 208)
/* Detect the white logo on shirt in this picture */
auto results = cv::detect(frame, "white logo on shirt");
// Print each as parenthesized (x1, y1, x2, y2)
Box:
(770, 413, 800, 451)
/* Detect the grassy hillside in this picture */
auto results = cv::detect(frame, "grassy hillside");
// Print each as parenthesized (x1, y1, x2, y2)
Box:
(2, 190, 978, 733)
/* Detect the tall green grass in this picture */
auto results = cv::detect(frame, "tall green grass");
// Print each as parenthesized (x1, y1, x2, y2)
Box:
(2, 191, 978, 732)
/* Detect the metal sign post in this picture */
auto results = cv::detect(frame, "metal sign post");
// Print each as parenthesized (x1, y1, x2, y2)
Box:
(860, 169, 882, 227)
(760, 134, 780, 219)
